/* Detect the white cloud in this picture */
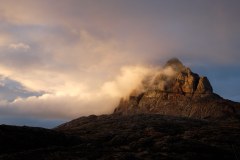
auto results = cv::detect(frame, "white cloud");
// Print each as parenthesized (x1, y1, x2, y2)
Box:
(0, 65, 155, 119)
(8, 42, 30, 50)
(0, 64, 178, 119)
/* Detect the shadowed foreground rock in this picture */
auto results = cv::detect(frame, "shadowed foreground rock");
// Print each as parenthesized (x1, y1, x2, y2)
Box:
(0, 114, 240, 160)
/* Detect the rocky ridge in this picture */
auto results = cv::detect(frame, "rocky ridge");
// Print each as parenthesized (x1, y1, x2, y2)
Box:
(114, 58, 240, 119)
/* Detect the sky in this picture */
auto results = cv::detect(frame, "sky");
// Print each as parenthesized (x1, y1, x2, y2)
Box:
(0, 0, 240, 128)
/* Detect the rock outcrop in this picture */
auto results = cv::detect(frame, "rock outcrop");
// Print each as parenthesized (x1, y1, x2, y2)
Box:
(114, 58, 240, 119)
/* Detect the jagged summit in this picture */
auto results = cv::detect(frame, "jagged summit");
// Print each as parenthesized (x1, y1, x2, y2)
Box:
(153, 58, 213, 95)
(114, 58, 240, 119)
(164, 57, 185, 71)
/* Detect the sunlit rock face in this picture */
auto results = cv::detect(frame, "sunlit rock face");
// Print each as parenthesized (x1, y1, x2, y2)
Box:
(114, 58, 240, 119)
(153, 58, 212, 94)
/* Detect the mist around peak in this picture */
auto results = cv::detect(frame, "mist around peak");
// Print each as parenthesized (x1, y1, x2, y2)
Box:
(0, 59, 188, 120)
(0, 63, 174, 119)
(128, 57, 213, 99)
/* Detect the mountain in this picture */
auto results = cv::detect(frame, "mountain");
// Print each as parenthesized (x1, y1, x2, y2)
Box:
(114, 58, 240, 119)
(1, 58, 240, 160)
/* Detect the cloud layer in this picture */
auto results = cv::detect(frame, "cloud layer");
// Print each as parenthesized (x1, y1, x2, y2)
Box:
(0, 65, 159, 119)
(0, 0, 239, 124)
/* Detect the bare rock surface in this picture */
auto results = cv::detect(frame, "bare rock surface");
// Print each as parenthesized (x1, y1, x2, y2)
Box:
(114, 58, 240, 119)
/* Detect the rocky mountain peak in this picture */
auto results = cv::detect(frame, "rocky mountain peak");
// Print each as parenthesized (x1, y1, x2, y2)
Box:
(163, 57, 185, 72)
(114, 58, 240, 119)
(152, 58, 213, 95)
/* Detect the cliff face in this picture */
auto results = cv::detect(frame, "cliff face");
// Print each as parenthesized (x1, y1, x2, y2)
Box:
(114, 58, 240, 119)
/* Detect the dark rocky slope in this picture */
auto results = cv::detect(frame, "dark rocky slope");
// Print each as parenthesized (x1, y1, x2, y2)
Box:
(0, 124, 81, 160)
(114, 58, 240, 119)
(1, 115, 240, 160)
